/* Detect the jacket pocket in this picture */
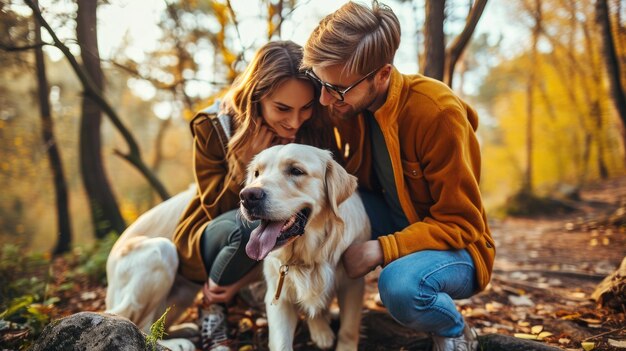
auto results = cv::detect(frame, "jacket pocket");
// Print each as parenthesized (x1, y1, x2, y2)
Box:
(401, 159, 432, 205)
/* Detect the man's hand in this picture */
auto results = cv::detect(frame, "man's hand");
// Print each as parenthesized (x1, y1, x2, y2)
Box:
(342, 240, 384, 279)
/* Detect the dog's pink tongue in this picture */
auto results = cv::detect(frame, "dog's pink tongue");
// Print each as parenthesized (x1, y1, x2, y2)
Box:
(246, 220, 284, 261)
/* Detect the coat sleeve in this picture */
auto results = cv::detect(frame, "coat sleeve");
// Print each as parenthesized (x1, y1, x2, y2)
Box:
(192, 117, 242, 220)
(378, 107, 486, 264)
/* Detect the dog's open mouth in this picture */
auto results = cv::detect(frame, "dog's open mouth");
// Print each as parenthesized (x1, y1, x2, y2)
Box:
(245, 208, 311, 261)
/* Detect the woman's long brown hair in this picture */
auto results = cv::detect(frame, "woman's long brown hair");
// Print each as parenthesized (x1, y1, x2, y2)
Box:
(225, 41, 338, 175)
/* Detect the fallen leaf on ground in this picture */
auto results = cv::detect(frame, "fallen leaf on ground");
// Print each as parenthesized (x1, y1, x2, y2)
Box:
(581, 341, 595, 350)
(531, 325, 544, 334)
(537, 331, 553, 340)
(608, 339, 626, 348)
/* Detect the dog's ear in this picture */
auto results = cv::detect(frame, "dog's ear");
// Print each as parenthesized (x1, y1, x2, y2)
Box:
(325, 156, 358, 217)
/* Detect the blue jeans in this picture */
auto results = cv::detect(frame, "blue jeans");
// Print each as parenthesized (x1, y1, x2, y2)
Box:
(360, 190, 478, 337)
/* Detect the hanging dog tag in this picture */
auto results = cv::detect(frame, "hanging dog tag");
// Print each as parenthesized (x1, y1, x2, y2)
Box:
(272, 265, 289, 305)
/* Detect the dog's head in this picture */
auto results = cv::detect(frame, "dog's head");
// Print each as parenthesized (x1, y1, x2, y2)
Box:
(240, 144, 357, 261)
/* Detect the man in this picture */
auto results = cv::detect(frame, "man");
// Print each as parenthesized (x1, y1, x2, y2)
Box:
(302, 1, 495, 350)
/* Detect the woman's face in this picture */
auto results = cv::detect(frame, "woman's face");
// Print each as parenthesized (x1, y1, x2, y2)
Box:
(259, 78, 315, 140)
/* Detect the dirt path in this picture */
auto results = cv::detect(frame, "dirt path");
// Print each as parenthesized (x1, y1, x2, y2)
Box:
(453, 176, 626, 351)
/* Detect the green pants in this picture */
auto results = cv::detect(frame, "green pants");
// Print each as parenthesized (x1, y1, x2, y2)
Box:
(199, 209, 259, 285)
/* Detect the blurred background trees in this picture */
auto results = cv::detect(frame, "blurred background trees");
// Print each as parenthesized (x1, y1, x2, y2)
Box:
(0, 0, 625, 253)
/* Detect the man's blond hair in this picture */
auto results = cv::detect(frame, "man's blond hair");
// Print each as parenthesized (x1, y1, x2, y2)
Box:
(302, 1, 400, 76)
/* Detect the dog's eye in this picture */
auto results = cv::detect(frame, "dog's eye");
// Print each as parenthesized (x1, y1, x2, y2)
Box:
(289, 167, 305, 176)
(253, 170, 259, 178)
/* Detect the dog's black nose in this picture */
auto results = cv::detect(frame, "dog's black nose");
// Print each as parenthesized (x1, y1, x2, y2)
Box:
(240, 187, 266, 209)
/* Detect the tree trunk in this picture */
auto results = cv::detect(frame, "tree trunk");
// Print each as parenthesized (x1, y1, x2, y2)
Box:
(596, 0, 626, 158)
(24, 0, 170, 201)
(444, 0, 488, 87)
(582, 13, 610, 180)
(76, 0, 125, 238)
(422, 0, 445, 81)
(33, 0, 72, 255)
(524, 0, 542, 194)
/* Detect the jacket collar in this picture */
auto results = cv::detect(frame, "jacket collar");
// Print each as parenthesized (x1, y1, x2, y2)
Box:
(372, 67, 404, 125)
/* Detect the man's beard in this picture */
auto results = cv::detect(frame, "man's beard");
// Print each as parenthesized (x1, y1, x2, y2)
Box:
(329, 83, 378, 120)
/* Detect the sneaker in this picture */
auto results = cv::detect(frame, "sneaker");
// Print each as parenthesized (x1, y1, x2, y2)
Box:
(199, 304, 232, 351)
(431, 323, 478, 351)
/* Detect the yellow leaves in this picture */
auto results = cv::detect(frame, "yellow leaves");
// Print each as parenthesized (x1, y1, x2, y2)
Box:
(206, 0, 239, 82)
(120, 201, 140, 223)
(581, 341, 595, 350)
(485, 301, 504, 313)
(267, 21, 276, 39)
(220, 47, 237, 66)
(514, 333, 539, 340)
(514, 324, 553, 341)
(513, 331, 553, 341)
(238, 317, 253, 333)
(209, 0, 230, 26)
(182, 108, 195, 122)
(537, 331, 553, 340)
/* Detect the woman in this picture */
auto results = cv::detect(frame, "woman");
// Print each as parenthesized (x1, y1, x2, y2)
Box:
(172, 40, 337, 351)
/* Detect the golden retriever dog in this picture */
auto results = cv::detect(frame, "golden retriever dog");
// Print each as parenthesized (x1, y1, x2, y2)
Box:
(240, 144, 370, 351)
(105, 186, 200, 351)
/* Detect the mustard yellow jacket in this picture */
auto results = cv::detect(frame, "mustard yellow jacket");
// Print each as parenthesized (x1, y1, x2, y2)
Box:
(336, 68, 495, 291)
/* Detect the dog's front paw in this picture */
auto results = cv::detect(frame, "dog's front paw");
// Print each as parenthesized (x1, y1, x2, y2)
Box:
(308, 318, 335, 350)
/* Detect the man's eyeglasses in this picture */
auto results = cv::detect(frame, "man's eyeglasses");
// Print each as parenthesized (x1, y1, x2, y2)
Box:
(305, 67, 381, 102)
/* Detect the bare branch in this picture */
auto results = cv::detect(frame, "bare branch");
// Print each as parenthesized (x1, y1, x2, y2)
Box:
(23, 0, 170, 200)
(0, 41, 47, 52)
(225, 0, 247, 54)
(267, 0, 312, 40)
(444, 0, 488, 87)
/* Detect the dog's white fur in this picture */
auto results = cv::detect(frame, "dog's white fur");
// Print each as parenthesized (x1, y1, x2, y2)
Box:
(241, 144, 370, 351)
(105, 186, 199, 351)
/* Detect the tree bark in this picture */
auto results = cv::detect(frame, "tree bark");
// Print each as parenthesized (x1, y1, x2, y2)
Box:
(422, 0, 446, 80)
(582, 12, 610, 180)
(596, 0, 626, 155)
(592, 256, 626, 312)
(24, 0, 171, 203)
(76, 0, 126, 238)
(524, 0, 542, 194)
(444, 0, 488, 87)
(33, 0, 72, 254)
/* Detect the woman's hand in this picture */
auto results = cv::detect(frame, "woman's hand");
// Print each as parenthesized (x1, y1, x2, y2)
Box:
(201, 266, 262, 306)
(202, 278, 241, 305)
(342, 240, 384, 279)
(240, 122, 295, 166)
(240, 123, 276, 166)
